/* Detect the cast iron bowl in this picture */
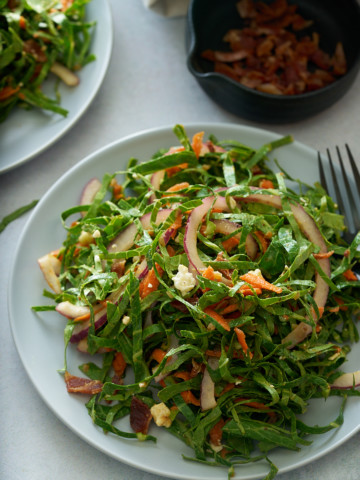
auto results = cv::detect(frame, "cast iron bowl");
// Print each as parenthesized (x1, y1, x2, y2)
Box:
(186, 0, 360, 123)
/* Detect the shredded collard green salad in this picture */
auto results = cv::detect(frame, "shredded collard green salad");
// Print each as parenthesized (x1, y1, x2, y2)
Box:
(0, 0, 95, 122)
(34, 125, 360, 480)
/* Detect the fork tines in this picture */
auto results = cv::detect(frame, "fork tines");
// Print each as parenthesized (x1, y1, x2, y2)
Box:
(318, 145, 360, 244)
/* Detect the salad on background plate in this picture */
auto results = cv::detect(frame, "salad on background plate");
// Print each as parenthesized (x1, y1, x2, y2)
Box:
(31, 124, 360, 480)
(0, 0, 113, 173)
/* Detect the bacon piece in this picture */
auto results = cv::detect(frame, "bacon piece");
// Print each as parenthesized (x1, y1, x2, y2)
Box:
(23, 39, 47, 63)
(201, 0, 347, 96)
(130, 396, 152, 434)
(64, 371, 103, 394)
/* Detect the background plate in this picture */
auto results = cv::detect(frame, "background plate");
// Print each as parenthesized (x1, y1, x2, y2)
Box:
(8, 123, 360, 480)
(0, 0, 113, 174)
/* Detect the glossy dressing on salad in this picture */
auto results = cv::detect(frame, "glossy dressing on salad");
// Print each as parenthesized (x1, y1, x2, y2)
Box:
(34, 125, 360, 479)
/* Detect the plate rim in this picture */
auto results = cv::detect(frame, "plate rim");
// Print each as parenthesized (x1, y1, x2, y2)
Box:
(8, 122, 360, 480)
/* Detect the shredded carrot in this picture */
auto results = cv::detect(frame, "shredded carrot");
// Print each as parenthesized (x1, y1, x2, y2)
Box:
(0, 85, 20, 101)
(210, 208, 223, 214)
(19, 15, 26, 29)
(220, 383, 235, 395)
(240, 271, 282, 294)
(259, 179, 274, 189)
(310, 305, 324, 320)
(220, 302, 240, 315)
(110, 179, 123, 200)
(73, 301, 107, 323)
(204, 307, 231, 332)
(222, 236, 240, 252)
(315, 324, 322, 333)
(173, 371, 191, 381)
(209, 418, 225, 446)
(344, 249, 350, 258)
(139, 263, 163, 299)
(191, 131, 204, 159)
(202, 265, 222, 282)
(166, 245, 176, 257)
(343, 269, 358, 281)
(151, 348, 167, 363)
(165, 182, 190, 194)
(234, 327, 253, 358)
(112, 351, 127, 377)
(239, 284, 262, 296)
(181, 390, 201, 406)
(327, 306, 340, 313)
(313, 250, 334, 259)
(253, 230, 269, 253)
(334, 296, 348, 311)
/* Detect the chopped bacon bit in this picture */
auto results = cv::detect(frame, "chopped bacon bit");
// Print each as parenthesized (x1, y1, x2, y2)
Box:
(313, 250, 334, 259)
(259, 179, 274, 189)
(181, 390, 201, 406)
(130, 396, 152, 434)
(111, 259, 126, 278)
(209, 418, 225, 447)
(112, 352, 127, 377)
(343, 269, 358, 281)
(240, 271, 282, 293)
(201, 0, 347, 95)
(204, 307, 231, 331)
(23, 39, 47, 63)
(64, 371, 103, 394)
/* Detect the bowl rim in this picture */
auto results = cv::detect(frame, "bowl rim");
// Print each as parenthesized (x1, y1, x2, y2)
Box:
(186, 0, 360, 101)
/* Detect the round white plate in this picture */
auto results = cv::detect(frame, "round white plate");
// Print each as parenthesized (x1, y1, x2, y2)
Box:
(9, 123, 360, 480)
(0, 0, 113, 174)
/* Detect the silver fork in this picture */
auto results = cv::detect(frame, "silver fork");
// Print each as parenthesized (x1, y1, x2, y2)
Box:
(318, 145, 360, 244)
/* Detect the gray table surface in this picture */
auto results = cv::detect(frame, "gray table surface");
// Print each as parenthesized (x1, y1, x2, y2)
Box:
(1, 1, 359, 479)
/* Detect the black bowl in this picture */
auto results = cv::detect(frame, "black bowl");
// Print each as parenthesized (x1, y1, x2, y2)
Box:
(186, 0, 360, 123)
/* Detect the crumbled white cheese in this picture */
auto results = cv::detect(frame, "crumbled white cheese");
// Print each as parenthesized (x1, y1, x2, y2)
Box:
(172, 264, 196, 295)
(139, 382, 147, 389)
(148, 283, 153, 288)
(150, 402, 172, 428)
(248, 268, 262, 277)
(122, 315, 131, 325)
(209, 442, 223, 453)
(78, 230, 93, 245)
(93, 229, 101, 238)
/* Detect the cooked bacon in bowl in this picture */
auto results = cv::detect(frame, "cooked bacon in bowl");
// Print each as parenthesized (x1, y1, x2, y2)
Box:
(201, 0, 347, 95)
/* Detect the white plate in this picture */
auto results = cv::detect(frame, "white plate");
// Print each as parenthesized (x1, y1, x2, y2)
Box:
(0, 0, 113, 174)
(9, 123, 360, 480)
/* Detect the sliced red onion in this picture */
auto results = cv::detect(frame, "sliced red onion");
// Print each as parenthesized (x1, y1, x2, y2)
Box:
(38, 254, 62, 294)
(330, 370, 360, 389)
(107, 209, 173, 254)
(135, 258, 149, 280)
(70, 307, 107, 343)
(213, 219, 258, 260)
(56, 301, 90, 319)
(200, 357, 218, 411)
(149, 170, 165, 203)
(79, 178, 102, 217)
(50, 62, 79, 86)
(184, 196, 231, 273)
